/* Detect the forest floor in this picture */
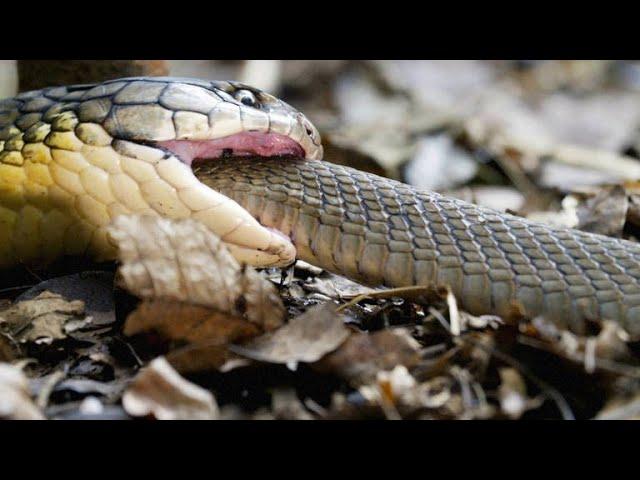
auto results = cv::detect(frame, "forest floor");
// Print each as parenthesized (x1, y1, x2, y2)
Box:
(3, 60, 640, 420)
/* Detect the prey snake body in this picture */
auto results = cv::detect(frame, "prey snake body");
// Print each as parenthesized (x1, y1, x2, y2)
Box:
(2, 77, 640, 336)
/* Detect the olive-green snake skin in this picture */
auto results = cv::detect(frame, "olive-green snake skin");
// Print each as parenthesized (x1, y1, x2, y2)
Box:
(1, 77, 640, 336)
(195, 158, 640, 337)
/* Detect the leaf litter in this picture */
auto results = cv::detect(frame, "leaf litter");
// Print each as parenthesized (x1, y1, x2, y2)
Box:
(3, 61, 640, 419)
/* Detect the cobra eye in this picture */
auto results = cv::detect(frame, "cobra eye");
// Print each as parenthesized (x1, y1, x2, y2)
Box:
(235, 89, 258, 107)
(302, 118, 315, 138)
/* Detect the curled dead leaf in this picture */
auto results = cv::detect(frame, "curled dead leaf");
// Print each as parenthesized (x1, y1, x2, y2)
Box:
(108, 215, 285, 330)
(315, 328, 422, 386)
(0, 291, 89, 345)
(230, 303, 351, 369)
(122, 357, 219, 420)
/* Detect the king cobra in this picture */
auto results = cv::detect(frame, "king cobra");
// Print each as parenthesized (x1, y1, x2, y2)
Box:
(2, 77, 640, 336)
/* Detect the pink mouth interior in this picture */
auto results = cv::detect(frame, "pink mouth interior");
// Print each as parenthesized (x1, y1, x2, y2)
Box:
(158, 132, 305, 166)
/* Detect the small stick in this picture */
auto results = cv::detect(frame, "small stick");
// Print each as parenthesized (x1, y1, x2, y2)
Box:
(336, 285, 432, 313)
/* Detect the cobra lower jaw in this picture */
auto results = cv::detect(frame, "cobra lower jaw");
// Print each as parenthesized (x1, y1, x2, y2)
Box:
(155, 133, 306, 268)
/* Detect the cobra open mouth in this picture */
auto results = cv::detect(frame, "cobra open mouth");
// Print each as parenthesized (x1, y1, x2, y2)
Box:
(157, 132, 306, 166)
(153, 132, 304, 268)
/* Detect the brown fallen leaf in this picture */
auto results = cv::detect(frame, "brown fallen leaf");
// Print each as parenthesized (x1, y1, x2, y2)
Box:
(230, 303, 351, 369)
(124, 300, 260, 345)
(0, 363, 45, 420)
(16, 272, 116, 328)
(125, 300, 260, 373)
(574, 185, 628, 237)
(0, 291, 89, 345)
(240, 267, 287, 331)
(108, 215, 285, 331)
(122, 357, 219, 420)
(165, 344, 251, 375)
(315, 328, 422, 386)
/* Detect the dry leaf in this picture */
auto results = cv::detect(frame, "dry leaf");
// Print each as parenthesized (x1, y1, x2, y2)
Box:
(0, 363, 45, 420)
(316, 328, 422, 386)
(0, 291, 89, 345)
(240, 267, 286, 331)
(230, 303, 351, 369)
(166, 344, 250, 375)
(124, 300, 260, 345)
(575, 185, 628, 237)
(125, 300, 260, 373)
(122, 357, 219, 420)
(16, 272, 116, 327)
(108, 215, 285, 330)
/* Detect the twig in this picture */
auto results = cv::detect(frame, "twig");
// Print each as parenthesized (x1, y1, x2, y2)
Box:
(113, 335, 144, 368)
(0, 284, 36, 294)
(445, 289, 461, 336)
(23, 265, 43, 283)
(428, 306, 451, 333)
(336, 286, 431, 313)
